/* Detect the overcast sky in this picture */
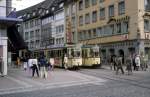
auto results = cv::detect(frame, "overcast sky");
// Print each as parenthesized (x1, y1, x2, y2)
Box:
(12, 0, 45, 11)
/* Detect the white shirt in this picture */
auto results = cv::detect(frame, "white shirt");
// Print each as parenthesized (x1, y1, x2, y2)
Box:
(135, 56, 140, 66)
(28, 59, 33, 67)
(50, 58, 54, 65)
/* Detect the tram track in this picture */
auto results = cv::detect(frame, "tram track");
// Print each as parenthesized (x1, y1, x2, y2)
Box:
(78, 69, 150, 90)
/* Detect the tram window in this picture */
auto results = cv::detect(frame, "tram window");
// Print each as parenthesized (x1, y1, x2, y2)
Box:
(77, 51, 80, 57)
(90, 49, 94, 57)
(71, 49, 74, 57)
(94, 52, 99, 57)
(74, 51, 81, 57)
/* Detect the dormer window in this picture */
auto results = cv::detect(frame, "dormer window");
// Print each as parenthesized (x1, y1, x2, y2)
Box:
(33, 12, 36, 16)
(39, 9, 42, 14)
(27, 14, 30, 18)
(52, 7, 55, 11)
(23, 14, 26, 18)
(59, 3, 64, 8)
(46, 10, 49, 14)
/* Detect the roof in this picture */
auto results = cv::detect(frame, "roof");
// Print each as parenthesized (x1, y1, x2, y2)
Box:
(0, 16, 22, 26)
(16, 0, 55, 20)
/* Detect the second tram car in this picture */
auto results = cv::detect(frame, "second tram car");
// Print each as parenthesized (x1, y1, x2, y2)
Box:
(82, 45, 100, 67)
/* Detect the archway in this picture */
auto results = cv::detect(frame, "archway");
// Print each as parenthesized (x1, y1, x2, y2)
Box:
(118, 49, 124, 63)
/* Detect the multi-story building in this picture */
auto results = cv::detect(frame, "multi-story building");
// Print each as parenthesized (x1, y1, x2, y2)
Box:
(17, 0, 54, 57)
(64, 0, 78, 45)
(0, 0, 22, 75)
(72, 0, 150, 62)
(17, 0, 65, 58)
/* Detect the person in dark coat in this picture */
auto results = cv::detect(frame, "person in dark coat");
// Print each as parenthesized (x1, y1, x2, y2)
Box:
(126, 55, 133, 75)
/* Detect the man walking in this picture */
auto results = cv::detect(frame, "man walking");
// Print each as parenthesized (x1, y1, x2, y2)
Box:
(31, 58, 39, 77)
(39, 55, 47, 78)
(116, 56, 124, 75)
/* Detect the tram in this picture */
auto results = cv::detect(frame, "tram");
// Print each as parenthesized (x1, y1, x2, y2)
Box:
(82, 45, 100, 67)
(47, 49, 64, 67)
(67, 45, 82, 69)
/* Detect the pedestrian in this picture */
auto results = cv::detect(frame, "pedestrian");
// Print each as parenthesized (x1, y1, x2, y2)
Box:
(16, 57, 21, 68)
(49, 58, 54, 71)
(23, 56, 28, 71)
(28, 57, 33, 76)
(132, 55, 136, 71)
(116, 56, 124, 75)
(64, 54, 68, 70)
(112, 55, 117, 71)
(110, 55, 113, 70)
(31, 58, 39, 77)
(126, 55, 133, 75)
(135, 54, 140, 71)
(39, 55, 48, 78)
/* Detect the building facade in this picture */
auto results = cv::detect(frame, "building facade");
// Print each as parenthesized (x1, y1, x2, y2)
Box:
(17, 0, 65, 59)
(72, 0, 150, 62)
(0, 0, 22, 75)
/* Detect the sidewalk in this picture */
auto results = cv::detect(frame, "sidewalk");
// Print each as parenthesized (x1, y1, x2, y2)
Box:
(0, 67, 106, 95)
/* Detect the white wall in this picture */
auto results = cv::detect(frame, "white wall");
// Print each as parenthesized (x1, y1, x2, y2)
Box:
(0, 0, 6, 17)
(0, 37, 8, 75)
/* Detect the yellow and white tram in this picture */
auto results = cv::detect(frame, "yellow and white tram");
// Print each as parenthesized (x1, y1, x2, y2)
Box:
(82, 45, 100, 67)
(66, 46, 82, 68)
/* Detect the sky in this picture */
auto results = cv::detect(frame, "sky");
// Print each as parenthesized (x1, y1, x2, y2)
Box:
(12, 0, 45, 11)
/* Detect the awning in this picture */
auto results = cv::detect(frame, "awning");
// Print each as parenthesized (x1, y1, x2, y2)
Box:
(0, 16, 22, 26)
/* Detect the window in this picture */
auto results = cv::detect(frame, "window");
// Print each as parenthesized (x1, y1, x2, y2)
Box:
(93, 29, 97, 37)
(79, 16, 83, 26)
(66, 6, 70, 16)
(109, 24, 114, 34)
(25, 22, 29, 29)
(99, 0, 105, 3)
(144, 19, 149, 32)
(122, 21, 129, 33)
(79, 0, 83, 10)
(118, 1, 125, 15)
(72, 4, 76, 14)
(30, 20, 34, 28)
(35, 29, 40, 37)
(145, 0, 150, 11)
(72, 17, 76, 27)
(30, 31, 34, 39)
(79, 32, 82, 40)
(97, 27, 102, 37)
(25, 32, 29, 40)
(88, 30, 91, 39)
(109, 5, 114, 17)
(100, 8, 105, 20)
(92, 11, 97, 22)
(103, 26, 108, 36)
(85, 13, 90, 24)
(85, 0, 90, 8)
(92, 0, 97, 5)
(117, 23, 121, 33)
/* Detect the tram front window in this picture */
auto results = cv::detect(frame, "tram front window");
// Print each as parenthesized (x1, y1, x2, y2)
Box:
(74, 51, 81, 57)
(94, 51, 99, 57)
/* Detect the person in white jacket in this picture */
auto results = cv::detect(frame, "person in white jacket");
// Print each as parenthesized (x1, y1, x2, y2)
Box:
(135, 55, 140, 71)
